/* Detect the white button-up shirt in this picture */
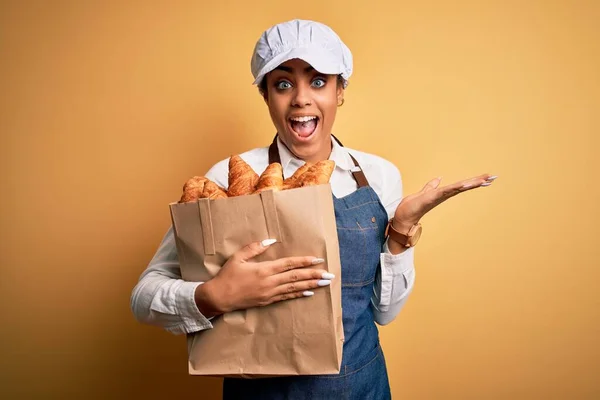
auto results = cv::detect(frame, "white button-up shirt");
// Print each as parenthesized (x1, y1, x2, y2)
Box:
(130, 136, 416, 334)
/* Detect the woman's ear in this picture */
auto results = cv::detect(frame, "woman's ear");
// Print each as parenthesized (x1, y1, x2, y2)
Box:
(336, 86, 344, 106)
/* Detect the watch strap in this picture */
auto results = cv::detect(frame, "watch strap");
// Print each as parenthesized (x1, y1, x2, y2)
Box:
(386, 219, 421, 248)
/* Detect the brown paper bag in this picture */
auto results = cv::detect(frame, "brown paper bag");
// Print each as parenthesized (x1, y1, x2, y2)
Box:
(169, 184, 344, 377)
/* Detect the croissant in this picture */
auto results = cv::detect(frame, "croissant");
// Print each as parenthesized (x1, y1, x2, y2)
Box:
(254, 163, 284, 194)
(202, 180, 228, 200)
(179, 176, 209, 203)
(228, 155, 259, 197)
(282, 162, 311, 190)
(296, 160, 335, 187)
(177, 156, 334, 203)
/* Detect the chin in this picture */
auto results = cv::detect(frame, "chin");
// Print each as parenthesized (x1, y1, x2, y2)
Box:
(283, 131, 331, 162)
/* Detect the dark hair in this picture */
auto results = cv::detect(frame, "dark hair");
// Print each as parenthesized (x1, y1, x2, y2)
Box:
(259, 74, 345, 98)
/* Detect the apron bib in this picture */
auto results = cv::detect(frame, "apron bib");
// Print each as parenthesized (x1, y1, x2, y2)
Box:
(223, 135, 392, 399)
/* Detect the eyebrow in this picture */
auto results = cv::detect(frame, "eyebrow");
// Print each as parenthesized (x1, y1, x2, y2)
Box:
(274, 65, 315, 73)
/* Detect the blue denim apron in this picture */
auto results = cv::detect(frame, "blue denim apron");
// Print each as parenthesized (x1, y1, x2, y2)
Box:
(222, 136, 392, 399)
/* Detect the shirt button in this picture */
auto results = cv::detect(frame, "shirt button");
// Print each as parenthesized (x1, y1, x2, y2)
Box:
(371, 217, 376, 223)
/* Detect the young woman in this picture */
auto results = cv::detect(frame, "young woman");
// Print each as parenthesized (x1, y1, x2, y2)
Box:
(131, 19, 497, 399)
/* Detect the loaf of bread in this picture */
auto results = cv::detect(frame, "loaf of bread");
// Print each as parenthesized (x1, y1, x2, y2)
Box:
(178, 156, 335, 202)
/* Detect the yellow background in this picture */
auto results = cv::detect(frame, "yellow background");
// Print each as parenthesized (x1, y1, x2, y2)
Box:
(1, 1, 598, 399)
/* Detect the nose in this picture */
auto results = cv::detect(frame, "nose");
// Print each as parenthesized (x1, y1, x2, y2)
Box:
(291, 84, 312, 107)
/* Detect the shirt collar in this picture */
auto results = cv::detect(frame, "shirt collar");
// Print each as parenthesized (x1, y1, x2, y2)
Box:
(276, 135, 355, 175)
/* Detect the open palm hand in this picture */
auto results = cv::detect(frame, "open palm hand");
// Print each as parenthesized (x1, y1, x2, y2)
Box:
(393, 173, 498, 230)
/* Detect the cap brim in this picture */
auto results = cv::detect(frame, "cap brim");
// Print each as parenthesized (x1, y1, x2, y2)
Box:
(253, 46, 343, 86)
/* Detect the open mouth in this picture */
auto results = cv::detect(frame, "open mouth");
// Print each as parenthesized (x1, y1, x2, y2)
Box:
(288, 115, 319, 140)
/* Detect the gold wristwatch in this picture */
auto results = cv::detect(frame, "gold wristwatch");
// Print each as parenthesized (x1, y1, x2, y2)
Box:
(385, 219, 422, 248)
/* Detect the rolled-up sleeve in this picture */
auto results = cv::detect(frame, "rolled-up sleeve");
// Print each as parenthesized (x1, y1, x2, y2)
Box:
(369, 160, 417, 325)
(130, 225, 213, 335)
(371, 242, 416, 325)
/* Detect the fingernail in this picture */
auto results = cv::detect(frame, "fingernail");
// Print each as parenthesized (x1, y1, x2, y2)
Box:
(303, 291, 314, 297)
(312, 258, 325, 265)
(322, 272, 335, 280)
(317, 280, 331, 287)
(261, 239, 277, 247)
(487, 175, 498, 181)
(481, 182, 492, 187)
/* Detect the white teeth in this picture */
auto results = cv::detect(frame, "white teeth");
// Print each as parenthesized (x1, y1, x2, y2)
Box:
(290, 116, 317, 122)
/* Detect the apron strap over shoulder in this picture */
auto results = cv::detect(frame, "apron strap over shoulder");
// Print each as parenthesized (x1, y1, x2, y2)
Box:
(268, 134, 370, 188)
(268, 134, 282, 164)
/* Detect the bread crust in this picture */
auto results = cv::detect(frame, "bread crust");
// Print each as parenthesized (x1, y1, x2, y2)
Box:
(227, 155, 259, 197)
(296, 160, 335, 187)
(253, 163, 284, 194)
(177, 157, 335, 202)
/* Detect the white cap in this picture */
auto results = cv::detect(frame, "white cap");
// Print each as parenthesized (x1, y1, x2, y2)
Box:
(250, 19, 353, 88)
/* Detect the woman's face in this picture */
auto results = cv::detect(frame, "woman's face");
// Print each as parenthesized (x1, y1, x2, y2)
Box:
(263, 58, 344, 163)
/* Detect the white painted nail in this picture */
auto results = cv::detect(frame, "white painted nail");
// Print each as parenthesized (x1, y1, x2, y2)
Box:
(322, 272, 335, 280)
(312, 258, 325, 265)
(317, 280, 331, 287)
(481, 182, 492, 187)
(487, 175, 498, 181)
(261, 239, 277, 247)
(303, 291, 314, 297)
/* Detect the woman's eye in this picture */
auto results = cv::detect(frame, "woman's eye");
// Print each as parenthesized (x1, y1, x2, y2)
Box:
(276, 81, 292, 90)
(312, 78, 326, 88)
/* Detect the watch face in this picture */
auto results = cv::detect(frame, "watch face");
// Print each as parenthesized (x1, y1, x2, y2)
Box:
(410, 225, 423, 246)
